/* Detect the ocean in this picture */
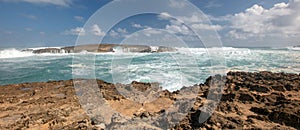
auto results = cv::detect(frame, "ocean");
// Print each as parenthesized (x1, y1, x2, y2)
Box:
(0, 47, 299, 91)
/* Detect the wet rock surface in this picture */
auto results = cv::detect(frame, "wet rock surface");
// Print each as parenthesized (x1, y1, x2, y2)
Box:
(0, 71, 299, 129)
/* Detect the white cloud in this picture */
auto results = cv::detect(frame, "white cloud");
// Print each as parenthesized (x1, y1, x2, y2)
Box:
(157, 12, 190, 35)
(157, 12, 223, 36)
(228, 30, 255, 40)
(24, 27, 33, 31)
(132, 23, 150, 29)
(109, 28, 128, 38)
(154, 0, 300, 44)
(143, 28, 162, 37)
(158, 12, 172, 20)
(2, 0, 73, 6)
(225, 0, 300, 39)
(132, 23, 142, 28)
(109, 30, 119, 38)
(177, 14, 206, 23)
(166, 24, 190, 35)
(63, 27, 85, 36)
(63, 25, 106, 37)
(191, 23, 223, 31)
(117, 28, 127, 34)
(91, 24, 105, 36)
(74, 16, 84, 22)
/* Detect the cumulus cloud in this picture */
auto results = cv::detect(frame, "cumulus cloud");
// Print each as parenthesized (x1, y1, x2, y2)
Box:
(132, 23, 142, 28)
(63, 27, 85, 36)
(132, 23, 151, 30)
(117, 28, 127, 34)
(109, 28, 128, 38)
(166, 24, 190, 35)
(225, 0, 300, 39)
(109, 30, 119, 38)
(157, 12, 223, 37)
(63, 25, 107, 36)
(1, 0, 73, 7)
(155, 0, 300, 44)
(91, 24, 105, 36)
(143, 28, 162, 37)
(158, 12, 189, 35)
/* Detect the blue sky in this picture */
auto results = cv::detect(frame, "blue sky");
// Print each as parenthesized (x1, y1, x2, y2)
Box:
(0, 0, 299, 48)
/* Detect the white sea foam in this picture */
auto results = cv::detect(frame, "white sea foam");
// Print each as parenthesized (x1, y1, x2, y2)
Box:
(0, 47, 254, 59)
(28, 47, 62, 50)
(150, 46, 159, 52)
(288, 47, 300, 51)
(68, 63, 89, 68)
(175, 47, 251, 55)
(0, 48, 79, 59)
(0, 48, 34, 59)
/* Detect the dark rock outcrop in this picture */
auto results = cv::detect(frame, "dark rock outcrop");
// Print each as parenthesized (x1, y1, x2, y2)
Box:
(173, 71, 300, 130)
(33, 48, 65, 54)
(0, 71, 299, 129)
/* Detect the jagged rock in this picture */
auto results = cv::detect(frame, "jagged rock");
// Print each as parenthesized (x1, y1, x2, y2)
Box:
(174, 71, 300, 130)
(33, 48, 64, 54)
(0, 71, 299, 129)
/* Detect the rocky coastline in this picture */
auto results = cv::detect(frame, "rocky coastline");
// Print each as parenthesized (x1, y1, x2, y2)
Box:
(0, 71, 299, 129)
(22, 44, 176, 54)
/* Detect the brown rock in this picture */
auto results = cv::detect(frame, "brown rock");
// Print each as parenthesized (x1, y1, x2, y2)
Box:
(0, 71, 300, 129)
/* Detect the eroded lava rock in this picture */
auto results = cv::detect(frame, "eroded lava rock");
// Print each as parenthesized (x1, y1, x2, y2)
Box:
(0, 71, 299, 129)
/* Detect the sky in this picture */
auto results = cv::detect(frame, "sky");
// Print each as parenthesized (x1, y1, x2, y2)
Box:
(0, 0, 299, 48)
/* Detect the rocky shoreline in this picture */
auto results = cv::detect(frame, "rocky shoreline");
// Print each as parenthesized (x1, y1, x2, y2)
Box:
(22, 44, 176, 54)
(0, 71, 299, 129)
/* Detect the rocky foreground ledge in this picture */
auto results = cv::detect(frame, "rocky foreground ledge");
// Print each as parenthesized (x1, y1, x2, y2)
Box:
(23, 44, 176, 54)
(0, 71, 300, 129)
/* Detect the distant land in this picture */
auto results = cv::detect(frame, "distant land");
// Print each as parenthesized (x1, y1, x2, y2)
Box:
(22, 44, 176, 54)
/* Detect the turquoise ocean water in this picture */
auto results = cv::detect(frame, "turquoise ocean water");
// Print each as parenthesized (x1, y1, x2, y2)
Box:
(0, 47, 299, 91)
